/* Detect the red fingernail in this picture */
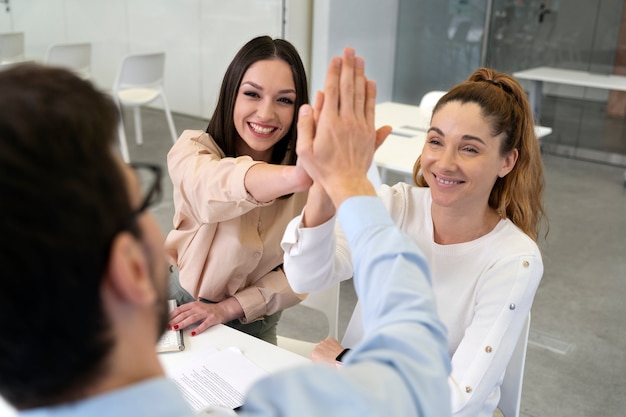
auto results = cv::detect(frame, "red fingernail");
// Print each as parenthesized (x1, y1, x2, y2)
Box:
(191, 331, 196, 337)
(173, 325, 179, 330)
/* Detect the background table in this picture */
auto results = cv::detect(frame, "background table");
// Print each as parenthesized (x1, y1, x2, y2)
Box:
(513, 66, 626, 121)
(374, 102, 553, 182)
(373, 102, 429, 183)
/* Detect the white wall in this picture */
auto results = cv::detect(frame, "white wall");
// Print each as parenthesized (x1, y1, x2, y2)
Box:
(311, 0, 399, 103)
(0, 0, 312, 118)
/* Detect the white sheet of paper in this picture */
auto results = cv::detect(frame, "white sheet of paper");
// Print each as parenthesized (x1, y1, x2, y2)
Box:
(168, 347, 268, 410)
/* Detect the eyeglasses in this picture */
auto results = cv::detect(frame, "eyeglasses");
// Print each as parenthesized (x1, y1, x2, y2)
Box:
(129, 162, 163, 215)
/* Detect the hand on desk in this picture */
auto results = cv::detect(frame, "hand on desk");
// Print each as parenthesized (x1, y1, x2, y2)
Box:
(311, 337, 345, 366)
(168, 297, 243, 336)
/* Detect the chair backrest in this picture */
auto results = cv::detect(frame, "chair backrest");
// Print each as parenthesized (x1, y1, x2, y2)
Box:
(419, 90, 447, 111)
(44, 42, 92, 79)
(114, 52, 166, 91)
(300, 282, 340, 340)
(0, 32, 25, 64)
(498, 313, 531, 417)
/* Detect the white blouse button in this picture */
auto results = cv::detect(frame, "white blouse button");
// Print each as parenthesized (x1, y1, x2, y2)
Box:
(465, 386, 472, 393)
(485, 346, 493, 353)
(523, 260, 529, 267)
(509, 303, 516, 310)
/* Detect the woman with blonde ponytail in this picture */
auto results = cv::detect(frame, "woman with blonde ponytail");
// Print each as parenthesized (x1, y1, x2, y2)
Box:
(282, 67, 548, 417)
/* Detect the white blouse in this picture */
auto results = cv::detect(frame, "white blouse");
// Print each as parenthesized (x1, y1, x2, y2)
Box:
(281, 183, 543, 417)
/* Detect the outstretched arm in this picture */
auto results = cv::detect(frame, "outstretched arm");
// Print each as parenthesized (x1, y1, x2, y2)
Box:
(244, 162, 312, 203)
(241, 46, 450, 414)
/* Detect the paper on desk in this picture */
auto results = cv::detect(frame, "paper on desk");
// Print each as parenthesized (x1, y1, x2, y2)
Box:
(168, 347, 268, 410)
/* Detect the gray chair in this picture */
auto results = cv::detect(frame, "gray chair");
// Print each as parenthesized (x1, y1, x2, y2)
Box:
(277, 282, 340, 358)
(418, 90, 446, 112)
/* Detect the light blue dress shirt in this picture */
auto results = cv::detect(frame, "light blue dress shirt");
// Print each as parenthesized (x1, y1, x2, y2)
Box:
(16, 197, 450, 417)
(18, 378, 195, 417)
(238, 196, 451, 417)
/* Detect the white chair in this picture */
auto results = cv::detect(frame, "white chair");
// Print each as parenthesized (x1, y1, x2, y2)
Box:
(113, 52, 177, 162)
(419, 90, 447, 111)
(0, 32, 24, 64)
(497, 313, 531, 417)
(44, 42, 91, 79)
(277, 282, 340, 358)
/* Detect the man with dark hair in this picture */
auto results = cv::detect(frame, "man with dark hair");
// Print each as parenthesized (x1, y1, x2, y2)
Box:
(0, 48, 449, 417)
(0, 63, 181, 415)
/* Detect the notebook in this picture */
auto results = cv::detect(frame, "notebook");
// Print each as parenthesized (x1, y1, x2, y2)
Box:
(156, 299, 185, 353)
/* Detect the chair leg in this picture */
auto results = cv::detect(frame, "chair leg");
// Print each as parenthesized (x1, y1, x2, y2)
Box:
(118, 121, 130, 163)
(133, 106, 143, 145)
(160, 92, 178, 143)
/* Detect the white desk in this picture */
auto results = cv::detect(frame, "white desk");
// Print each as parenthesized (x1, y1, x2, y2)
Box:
(513, 66, 626, 121)
(374, 102, 553, 181)
(373, 102, 429, 183)
(0, 398, 14, 417)
(0, 325, 308, 417)
(159, 324, 308, 373)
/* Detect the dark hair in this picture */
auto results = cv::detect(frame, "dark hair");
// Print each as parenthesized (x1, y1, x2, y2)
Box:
(0, 64, 133, 407)
(413, 68, 547, 241)
(206, 35, 309, 165)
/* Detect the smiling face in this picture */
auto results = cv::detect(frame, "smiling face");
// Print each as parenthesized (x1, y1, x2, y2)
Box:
(233, 59, 296, 162)
(421, 101, 518, 215)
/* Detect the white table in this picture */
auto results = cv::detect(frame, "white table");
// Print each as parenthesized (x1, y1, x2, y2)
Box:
(373, 102, 430, 183)
(513, 66, 626, 121)
(0, 398, 13, 417)
(159, 324, 308, 373)
(374, 102, 553, 181)
(0, 325, 309, 417)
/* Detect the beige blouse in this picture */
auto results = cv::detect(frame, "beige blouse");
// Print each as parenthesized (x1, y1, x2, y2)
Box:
(165, 130, 306, 323)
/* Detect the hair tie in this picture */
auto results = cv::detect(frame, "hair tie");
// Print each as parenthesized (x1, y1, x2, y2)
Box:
(481, 78, 515, 98)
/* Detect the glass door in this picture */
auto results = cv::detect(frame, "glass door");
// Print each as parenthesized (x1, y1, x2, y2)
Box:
(392, 0, 488, 105)
(486, 0, 621, 74)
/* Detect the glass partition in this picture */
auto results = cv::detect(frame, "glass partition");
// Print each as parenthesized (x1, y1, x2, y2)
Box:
(393, 0, 626, 164)
(392, 0, 487, 105)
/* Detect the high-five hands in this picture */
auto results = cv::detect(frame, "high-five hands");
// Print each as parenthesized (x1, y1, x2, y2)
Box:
(296, 47, 391, 208)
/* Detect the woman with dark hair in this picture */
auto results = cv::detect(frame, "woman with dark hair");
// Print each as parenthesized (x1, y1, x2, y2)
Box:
(282, 68, 548, 416)
(166, 36, 311, 343)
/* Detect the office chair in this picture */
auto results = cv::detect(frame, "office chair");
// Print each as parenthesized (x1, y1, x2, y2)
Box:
(418, 90, 447, 112)
(497, 313, 532, 417)
(44, 42, 92, 79)
(277, 282, 340, 358)
(113, 52, 177, 162)
(0, 32, 24, 64)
